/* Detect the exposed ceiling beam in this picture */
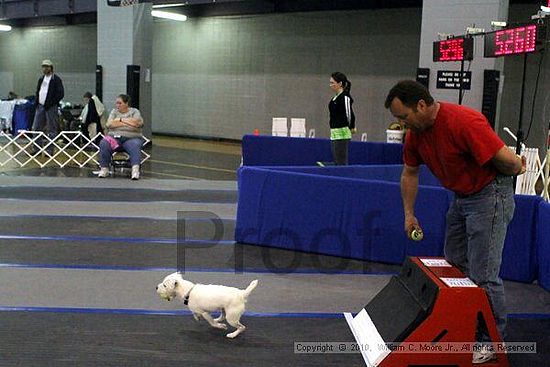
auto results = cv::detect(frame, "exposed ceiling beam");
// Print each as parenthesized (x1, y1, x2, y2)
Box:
(0, 0, 542, 24)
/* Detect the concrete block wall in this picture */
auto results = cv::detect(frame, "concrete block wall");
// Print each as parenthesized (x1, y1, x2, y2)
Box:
(0, 24, 96, 103)
(0, 72, 14, 98)
(97, 0, 135, 111)
(97, 0, 152, 137)
(152, 8, 422, 141)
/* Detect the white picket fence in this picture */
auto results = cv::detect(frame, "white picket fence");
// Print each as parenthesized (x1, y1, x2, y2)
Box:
(0, 130, 150, 169)
(503, 127, 549, 202)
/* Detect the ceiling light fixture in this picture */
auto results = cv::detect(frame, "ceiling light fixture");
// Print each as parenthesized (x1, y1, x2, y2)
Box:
(152, 3, 186, 9)
(151, 10, 187, 22)
(0, 24, 12, 32)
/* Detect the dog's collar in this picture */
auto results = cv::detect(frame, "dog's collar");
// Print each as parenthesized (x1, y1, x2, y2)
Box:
(183, 284, 195, 305)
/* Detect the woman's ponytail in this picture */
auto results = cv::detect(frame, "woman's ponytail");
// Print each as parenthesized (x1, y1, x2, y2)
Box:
(331, 72, 351, 95)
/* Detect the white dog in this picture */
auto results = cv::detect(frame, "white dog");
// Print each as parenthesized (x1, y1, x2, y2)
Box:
(156, 272, 258, 338)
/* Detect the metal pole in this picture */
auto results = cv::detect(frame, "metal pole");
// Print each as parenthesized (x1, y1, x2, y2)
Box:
(458, 60, 465, 105)
(514, 53, 528, 189)
(516, 53, 528, 156)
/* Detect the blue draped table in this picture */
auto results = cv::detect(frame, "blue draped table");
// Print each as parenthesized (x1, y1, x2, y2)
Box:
(236, 164, 543, 283)
(241, 135, 403, 166)
(536, 201, 550, 291)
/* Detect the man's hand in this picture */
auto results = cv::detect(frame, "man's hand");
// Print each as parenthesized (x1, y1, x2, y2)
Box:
(492, 147, 528, 176)
(404, 215, 421, 239)
(517, 155, 527, 175)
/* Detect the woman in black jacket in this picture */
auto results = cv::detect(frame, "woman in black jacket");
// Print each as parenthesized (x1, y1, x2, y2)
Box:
(326, 71, 355, 165)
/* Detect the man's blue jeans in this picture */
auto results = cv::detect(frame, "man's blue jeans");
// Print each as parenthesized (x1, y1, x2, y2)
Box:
(99, 136, 143, 168)
(32, 104, 60, 152)
(444, 175, 515, 341)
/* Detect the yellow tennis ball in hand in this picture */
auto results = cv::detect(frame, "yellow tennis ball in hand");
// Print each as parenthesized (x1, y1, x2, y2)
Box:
(410, 228, 424, 241)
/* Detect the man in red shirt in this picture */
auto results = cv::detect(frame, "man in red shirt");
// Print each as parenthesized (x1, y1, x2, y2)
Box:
(385, 80, 526, 364)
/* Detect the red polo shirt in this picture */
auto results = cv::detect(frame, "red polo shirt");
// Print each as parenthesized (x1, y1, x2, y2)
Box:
(403, 102, 505, 196)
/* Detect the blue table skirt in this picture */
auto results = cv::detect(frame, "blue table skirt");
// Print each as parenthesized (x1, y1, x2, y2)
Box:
(236, 165, 543, 283)
(500, 195, 542, 282)
(236, 166, 448, 265)
(242, 135, 403, 166)
(536, 201, 550, 291)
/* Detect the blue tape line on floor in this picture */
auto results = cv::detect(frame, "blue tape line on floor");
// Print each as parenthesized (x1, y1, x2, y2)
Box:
(0, 185, 238, 193)
(7, 214, 236, 222)
(0, 234, 235, 246)
(0, 306, 344, 318)
(0, 262, 398, 275)
(0, 306, 547, 320)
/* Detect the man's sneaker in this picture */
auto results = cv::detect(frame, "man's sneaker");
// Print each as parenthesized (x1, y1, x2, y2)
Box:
(97, 167, 109, 178)
(131, 165, 140, 180)
(473, 348, 496, 364)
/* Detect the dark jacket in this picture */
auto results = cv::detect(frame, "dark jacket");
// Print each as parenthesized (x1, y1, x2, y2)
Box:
(83, 98, 104, 135)
(328, 92, 355, 130)
(35, 74, 64, 109)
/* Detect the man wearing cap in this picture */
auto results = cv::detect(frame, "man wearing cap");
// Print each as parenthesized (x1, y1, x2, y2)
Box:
(32, 59, 64, 155)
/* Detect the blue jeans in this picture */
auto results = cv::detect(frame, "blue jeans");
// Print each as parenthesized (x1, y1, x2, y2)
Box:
(99, 136, 143, 168)
(444, 175, 515, 341)
(32, 104, 60, 150)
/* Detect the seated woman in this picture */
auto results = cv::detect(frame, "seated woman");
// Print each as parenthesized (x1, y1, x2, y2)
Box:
(80, 91, 105, 141)
(97, 94, 144, 180)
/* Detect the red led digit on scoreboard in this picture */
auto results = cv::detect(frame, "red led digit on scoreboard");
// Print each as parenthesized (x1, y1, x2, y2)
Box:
(495, 25, 537, 55)
(515, 28, 525, 52)
(495, 29, 513, 55)
(524, 25, 537, 52)
(440, 38, 464, 61)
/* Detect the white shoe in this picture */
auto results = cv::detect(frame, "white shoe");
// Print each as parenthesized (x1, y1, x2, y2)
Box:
(97, 167, 109, 178)
(131, 165, 140, 180)
(473, 348, 496, 364)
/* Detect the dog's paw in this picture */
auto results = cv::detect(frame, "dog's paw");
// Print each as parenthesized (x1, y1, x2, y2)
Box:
(215, 323, 228, 330)
(226, 331, 239, 338)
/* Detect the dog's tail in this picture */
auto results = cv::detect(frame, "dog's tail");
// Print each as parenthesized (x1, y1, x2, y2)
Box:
(242, 280, 258, 300)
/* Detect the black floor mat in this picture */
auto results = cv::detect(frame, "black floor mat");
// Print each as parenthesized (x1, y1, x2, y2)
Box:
(0, 312, 546, 367)
(0, 239, 400, 274)
(0, 312, 361, 367)
(506, 317, 550, 367)
(0, 216, 235, 241)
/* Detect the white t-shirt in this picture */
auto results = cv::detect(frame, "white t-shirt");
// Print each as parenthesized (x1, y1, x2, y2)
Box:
(38, 74, 52, 105)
